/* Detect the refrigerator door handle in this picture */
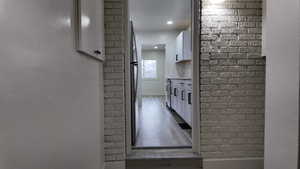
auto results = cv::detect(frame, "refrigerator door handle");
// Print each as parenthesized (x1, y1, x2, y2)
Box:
(131, 61, 138, 65)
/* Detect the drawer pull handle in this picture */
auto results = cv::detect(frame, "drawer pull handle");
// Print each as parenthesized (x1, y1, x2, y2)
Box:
(188, 93, 192, 105)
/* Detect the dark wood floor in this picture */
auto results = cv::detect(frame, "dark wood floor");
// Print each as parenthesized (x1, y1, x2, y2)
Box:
(135, 96, 192, 148)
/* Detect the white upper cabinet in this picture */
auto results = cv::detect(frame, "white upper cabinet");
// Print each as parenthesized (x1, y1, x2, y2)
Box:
(176, 32, 184, 62)
(77, 0, 105, 61)
(176, 27, 192, 63)
(183, 27, 192, 60)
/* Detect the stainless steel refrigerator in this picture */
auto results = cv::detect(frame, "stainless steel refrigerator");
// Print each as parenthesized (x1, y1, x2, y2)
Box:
(130, 21, 138, 146)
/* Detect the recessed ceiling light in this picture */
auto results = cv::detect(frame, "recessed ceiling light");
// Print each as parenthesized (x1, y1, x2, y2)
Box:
(154, 46, 158, 49)
(167, 21, 173, 25)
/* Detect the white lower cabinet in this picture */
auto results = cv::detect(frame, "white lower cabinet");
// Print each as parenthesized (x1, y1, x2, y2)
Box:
(169, 79, 192, 127)
(178, 82, 185, 120)
(171, 82, 178, 112)
(184, 83, 192, 126)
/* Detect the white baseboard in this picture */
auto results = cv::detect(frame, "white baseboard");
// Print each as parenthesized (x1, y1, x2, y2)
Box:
(203, 158, 264, 169)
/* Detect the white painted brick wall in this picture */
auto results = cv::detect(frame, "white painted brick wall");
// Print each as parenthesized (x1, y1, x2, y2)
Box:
(200, 0, 264, 159)
(104, 0, 126, 168)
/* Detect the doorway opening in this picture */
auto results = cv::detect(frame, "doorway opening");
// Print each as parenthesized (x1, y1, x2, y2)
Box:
(136, 44, 192, 148)
(126, 0, 200, 153)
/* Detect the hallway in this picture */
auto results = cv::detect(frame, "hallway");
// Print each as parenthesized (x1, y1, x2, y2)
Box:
(1, 0, 299, 168)
(135, 96, 192, 147)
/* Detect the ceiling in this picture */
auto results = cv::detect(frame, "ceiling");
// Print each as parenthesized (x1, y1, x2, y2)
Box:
(129, 0, 191, 32)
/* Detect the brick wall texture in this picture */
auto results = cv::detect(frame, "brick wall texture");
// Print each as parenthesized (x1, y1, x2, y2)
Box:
(200, 0, 265, 158)
(104, 0, 126, 168)
(103, 0, 265, 168)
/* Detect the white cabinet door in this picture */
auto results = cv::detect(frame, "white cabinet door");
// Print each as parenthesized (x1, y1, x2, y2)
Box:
(171, 81, 178, 112)
(183, 28, 192, 61)
(173, 80, 181, 114)
(176, 30, 192, 62)
(178, 83, 184, 118)
(174, 82, 180, 113)
(77, 0, 105, 61)
(185, 88, 192, 126)
(176, 32, 184, 62)
(185, 81, 192, 126)
(181, 84, 191, 126)
(171, 84, 176, 111)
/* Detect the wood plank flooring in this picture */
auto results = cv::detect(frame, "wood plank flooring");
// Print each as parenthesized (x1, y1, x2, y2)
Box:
(135, 96, 192, 147)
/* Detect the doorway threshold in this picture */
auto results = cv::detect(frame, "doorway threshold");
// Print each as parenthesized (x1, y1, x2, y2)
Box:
(133, 146, 192, 150)
(126, 148, 200, 160)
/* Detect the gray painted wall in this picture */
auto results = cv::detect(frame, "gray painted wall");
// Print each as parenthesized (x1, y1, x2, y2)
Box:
(264, 0, 300, 168)
(0, 0, 104, 169)
(141, 50, 166, 96)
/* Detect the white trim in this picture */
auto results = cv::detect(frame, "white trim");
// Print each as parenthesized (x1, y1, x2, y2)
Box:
(124, 0, 132, 154)
(203, 158, 264, 169)
(191, 0, 201, 154)
(124, 0, 201, 155)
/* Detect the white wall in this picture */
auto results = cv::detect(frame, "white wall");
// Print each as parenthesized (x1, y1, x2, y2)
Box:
(141, 50, 166, 96)
(0, 0, 104, 169)
(264, 0, 300, 168)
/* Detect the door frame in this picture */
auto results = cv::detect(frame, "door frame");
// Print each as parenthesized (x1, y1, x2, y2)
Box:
(124, 0, 201, 154)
